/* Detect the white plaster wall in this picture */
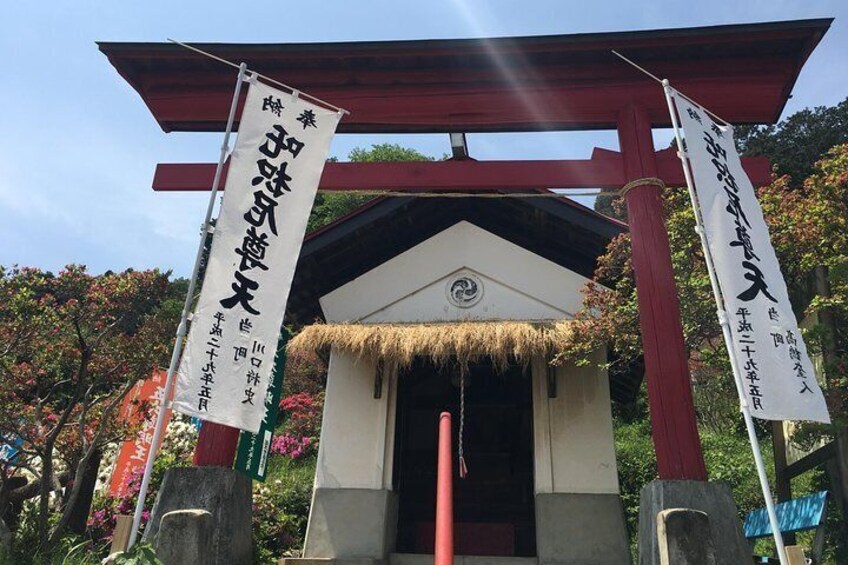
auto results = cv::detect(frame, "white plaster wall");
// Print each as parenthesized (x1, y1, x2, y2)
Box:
(320, 221, 590, 323)
(532, 349, 620, 495)
(314, 349, 396, 490)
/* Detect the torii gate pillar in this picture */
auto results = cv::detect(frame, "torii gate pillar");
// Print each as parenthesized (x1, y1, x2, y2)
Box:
(193, 421, 240, 467)
(617, 102, 708, 481)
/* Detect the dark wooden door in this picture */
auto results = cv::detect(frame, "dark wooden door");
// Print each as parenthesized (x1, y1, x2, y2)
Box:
(393, 360, 535, 557)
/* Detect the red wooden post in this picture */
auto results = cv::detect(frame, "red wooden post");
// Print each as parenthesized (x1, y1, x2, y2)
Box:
(193, 421, 240, 467)
(435, 412, 454, 565)
(617, 103, 708, 481)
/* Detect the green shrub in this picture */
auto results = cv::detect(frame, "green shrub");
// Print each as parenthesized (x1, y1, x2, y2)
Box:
(252, 456, 316, 564)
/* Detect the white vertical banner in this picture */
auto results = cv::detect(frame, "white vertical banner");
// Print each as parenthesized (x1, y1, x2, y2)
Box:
(671, 89, 829, 424)
(173, 77, 341, 433)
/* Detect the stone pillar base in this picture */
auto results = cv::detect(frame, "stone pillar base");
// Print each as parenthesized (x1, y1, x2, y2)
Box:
(142, 466, 252, 565)
(638, 480, 748, 565)
(535, 492, 630, 564)
(656, 508, 717, 565)
(155, 509, 214, 564)
(304, 488, 398, 560)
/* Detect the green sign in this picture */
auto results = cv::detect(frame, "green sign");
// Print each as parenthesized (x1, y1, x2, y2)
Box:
(234, 330, 289, 481)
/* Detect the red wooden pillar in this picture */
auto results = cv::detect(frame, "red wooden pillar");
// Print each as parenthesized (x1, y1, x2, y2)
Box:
(617, 102, 708, 481)
(193, 421, 240, 467)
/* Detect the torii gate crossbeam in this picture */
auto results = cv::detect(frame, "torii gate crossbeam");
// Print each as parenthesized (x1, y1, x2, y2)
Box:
(151, 149, 771, 192)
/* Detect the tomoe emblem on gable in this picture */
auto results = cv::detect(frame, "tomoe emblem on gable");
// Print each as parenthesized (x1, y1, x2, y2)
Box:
(446, 273, 483, 308)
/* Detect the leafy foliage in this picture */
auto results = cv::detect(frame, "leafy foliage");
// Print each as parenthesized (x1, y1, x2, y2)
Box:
(306, 144, 434, 232)
(109, 543, 163, 565)
(735, 98, 848, 183)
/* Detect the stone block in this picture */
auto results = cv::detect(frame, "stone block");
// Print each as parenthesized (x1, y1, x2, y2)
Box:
(656, 508, 716, 565)
(638, 480, 748, 565)
(143, 466, 252, 565)
(155, 509, 214, 565)
(303, 488, 398, 560)
(534, 492, 630, 564)
(388, 555, 537, 565)
(279, 557, 382, 565)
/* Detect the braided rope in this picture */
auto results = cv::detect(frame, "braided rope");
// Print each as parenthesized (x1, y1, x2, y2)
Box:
(619, 177, 665, 197)
(458, 370, 468, 479)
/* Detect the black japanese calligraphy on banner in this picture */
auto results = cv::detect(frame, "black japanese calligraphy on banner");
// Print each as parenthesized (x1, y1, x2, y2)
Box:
(672, 89, 829, 423)
(173, 78, 341, 433)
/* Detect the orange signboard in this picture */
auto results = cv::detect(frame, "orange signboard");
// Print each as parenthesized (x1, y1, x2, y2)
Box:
(108, 369, 173, 497)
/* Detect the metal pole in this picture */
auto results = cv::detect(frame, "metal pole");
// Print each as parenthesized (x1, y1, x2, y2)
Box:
(126, 62, 249, 550)
(435, 412, 454, 565)
(662, 80, 788, 565)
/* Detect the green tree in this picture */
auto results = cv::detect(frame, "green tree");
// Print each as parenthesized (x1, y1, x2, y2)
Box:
(594, 192, 626, 221)
(735, 97, 848, 182)
(0, 266, 176, 560)
(307, 143, 434, 232)
(757, 146, 848, 416)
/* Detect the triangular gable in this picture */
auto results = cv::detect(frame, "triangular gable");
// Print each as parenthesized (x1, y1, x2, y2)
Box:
(320, 221, 591, 323)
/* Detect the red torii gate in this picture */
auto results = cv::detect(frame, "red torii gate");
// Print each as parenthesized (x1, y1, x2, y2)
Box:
(99, 18, 830, 481)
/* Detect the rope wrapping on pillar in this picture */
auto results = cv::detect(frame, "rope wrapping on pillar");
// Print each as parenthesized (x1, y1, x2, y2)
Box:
(619, 176, 666, 197)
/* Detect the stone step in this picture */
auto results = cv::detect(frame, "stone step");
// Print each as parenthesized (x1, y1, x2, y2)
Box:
(279, 557, 381, 565)
(390, 554, 538, 565)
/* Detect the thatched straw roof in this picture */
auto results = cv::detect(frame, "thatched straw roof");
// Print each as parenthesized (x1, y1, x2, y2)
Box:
(288, 321, 574, 371)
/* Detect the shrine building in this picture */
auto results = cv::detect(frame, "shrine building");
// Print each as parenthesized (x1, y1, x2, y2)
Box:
(284, 195, 634, 564)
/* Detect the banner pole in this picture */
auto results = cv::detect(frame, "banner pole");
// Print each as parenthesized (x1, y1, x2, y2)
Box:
(662, 80, 788, 565)
(126, 62, 249, 550)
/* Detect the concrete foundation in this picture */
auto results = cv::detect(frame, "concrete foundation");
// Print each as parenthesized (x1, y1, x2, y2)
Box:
(534, 492, 630, 565)
(303, 487, 399, 560)
(638, 480, 748, 565)
(143, 466, 252, 565)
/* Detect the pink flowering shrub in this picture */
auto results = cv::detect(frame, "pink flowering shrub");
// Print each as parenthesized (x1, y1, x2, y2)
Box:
(270, 434, 313, 459)
(272, 391, 323, 460)
(279, 392, 316, 414)
(86, 468, 150, 547)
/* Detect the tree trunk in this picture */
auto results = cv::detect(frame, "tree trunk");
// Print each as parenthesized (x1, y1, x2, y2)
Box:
(0, 476, 28, 531)
(814, 266, 841, 398)
(66, 449, 101, 535)
(37, 452, 53, 559)
(48, 447, 97, 549)
(832, 430, 848, 558)
(815, 266, 848, 557)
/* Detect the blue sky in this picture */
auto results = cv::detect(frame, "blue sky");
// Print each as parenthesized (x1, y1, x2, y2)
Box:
(1, 1, 846, 277)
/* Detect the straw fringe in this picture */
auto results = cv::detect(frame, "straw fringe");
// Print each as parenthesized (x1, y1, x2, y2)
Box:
(288, 321, 574, 371)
